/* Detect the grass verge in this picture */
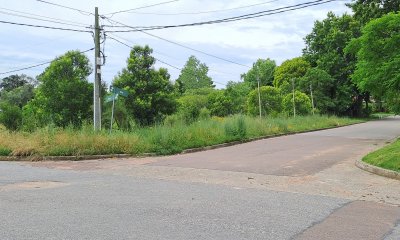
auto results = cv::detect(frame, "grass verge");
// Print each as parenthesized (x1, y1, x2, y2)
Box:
(0, 114, 362, 158)
(363, 139, 400, 172)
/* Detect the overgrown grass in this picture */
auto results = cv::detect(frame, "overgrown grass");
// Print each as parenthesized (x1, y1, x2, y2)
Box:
(363, 139, 400, 172)
(0, 115, 362, 157)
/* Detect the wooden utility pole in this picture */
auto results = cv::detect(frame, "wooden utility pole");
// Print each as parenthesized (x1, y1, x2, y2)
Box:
(94, 7, 101, 131)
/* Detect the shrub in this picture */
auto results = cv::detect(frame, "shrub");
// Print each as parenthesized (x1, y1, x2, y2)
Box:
(247, 86, 282, 117)
(0, 103, 22, 131)
(282, 91, 312, 116)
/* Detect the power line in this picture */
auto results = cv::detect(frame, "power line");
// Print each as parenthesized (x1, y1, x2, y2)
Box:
(118, 0, 280, 16)
(105, 0, 336, 31)
(0, 9, 89, 28)
(107, 36, 227, 87)
(104, 18, 251, 68)
(35, 0, 93, 16)
(0, 7, 89, 27)
(105, 0, 180, 17)
(0, 19, 93, 33)
(0, 48, 95, 75)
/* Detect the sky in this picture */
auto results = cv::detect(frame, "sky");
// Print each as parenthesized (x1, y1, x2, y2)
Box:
(0, 0, 352, 88)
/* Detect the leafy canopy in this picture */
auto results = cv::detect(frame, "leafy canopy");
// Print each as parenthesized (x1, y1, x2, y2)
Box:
(241, 58, 276, 89)
(113, 45, 176, 125)
(176, 55, 214, 92)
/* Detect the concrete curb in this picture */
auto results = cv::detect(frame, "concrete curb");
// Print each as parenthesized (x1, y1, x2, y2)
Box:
(182, 121, 363, 154)
(355, 159, 400, 181)
(0, 153, 157, 162)
(0, 121, 364, 162)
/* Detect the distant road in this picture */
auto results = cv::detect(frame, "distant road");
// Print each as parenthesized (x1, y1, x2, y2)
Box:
(1, 117, 400, 239)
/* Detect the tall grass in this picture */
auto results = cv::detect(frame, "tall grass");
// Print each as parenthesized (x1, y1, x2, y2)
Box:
(0, 115, 362, 157)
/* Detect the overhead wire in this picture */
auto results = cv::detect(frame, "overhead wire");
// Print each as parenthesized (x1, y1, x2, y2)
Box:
(106, 35, 227, 86)
(0, 19, 93, 33)
(0, 48, 95, 75)
(35, 0, 93, 16)
(115, 0, 280, 16)
(0, 7, 89, 27)
(104, 0, 180, 17)
(104, 0, 337, 31)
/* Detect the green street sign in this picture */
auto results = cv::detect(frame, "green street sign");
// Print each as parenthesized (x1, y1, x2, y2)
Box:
(112, 87, 129, 97)
(105, 93, 118, 103)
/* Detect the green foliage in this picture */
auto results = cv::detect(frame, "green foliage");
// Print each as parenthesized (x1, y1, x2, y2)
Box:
(198, 107, 211, 120)
(176, 94, 208, 123)
(350, 13, 400, 113)
(241, 58, 276, 88)
(282, 91, 312, 116)
(247, 86, 282, 117)
(0, 146, 12, 156)
(207, 90, 233, 117)
(176, 55, 214, 92)
(0, 74, 36, 92)
(0, 102, 22, 131)
(113, 45, 177, 125)
(298, 68, 335, 113)
(347, 0, 400, 25)
(303, 12, 363, 116)
(30, 50, 93, 127)
(224, 115, 247, 140)
(0, 85, 35, 108)
(273, 57, 310, 89)
(225, 81, 252, 114)
(363, 138, 400, 172)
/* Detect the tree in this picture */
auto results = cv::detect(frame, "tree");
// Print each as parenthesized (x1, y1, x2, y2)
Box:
(247, 86, 282, 117)
(349, 13, 400, 113)
(273, 57, 310, 90)
(176, 55, 214, 92)
(303, 12, 364, 116)
(0, 85, 35, 108)
(241, 58, 276, 88)
(28, 50, 93, 127)
(176, 94, 208, 123)
(0, 74, 36, 92)
(0, 102, 22, 131)
(298, 68, 335, 114)
(225, 81, 251, 114)
(207, 90, 233, 117)
(113, 45, 176, 125)
(347, 0, 400, 25)
(282, 91, 312, 116)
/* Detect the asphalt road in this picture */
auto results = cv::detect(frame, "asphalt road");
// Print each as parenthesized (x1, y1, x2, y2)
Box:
(1, 117, 400, 239)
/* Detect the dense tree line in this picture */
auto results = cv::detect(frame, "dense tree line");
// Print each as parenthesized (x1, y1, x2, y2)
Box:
(0, 0, 399, 131)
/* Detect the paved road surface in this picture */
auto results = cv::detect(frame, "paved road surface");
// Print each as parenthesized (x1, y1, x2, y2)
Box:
(1, 117, 400, 239)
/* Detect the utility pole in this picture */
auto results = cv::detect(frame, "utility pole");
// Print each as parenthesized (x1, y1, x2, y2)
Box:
(292, 78, 296, 118)
(255, 63, 262, 119)
(310, 83, 315, 115)
(94, 7, 101, 131)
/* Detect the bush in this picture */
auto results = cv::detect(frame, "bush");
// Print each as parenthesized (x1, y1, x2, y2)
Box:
(224, 115, 247, 140)
(0, 103, 22, 131)
(282, 91, 312, 116)
(247, 86, 282, 117)
(177, 94, 208, 123)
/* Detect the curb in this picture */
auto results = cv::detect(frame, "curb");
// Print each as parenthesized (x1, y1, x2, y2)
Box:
(182, 121, 363, 154)
(0, 121, 364, 162)
(355, 158, 400, 181)
(0, 153, 157, 162)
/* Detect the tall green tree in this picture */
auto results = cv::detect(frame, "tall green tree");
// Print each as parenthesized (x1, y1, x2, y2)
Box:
(176, 55, 214, 92)
(113, 45, 176, 125)
(241, 58, 276, 88)
(225, 81, 251, 114)
(303, 12, 363, 116)
(347, 0, 400, 25)
(247, 86, 282, 117)
(26, 50, 93, 127)
(273, 57, 310, 91)
(0, 74, 36, 92)
(298, 68, 335, 114)
(349, 13, 400, 113)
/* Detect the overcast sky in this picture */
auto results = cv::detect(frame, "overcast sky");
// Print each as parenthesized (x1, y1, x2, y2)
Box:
(0, 0, 352, 88)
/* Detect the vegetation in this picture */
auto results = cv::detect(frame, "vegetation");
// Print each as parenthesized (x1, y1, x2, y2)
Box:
(0, 115, 361, 157)
(0, 1, 398, 158)
(363, 139, 400, 172)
